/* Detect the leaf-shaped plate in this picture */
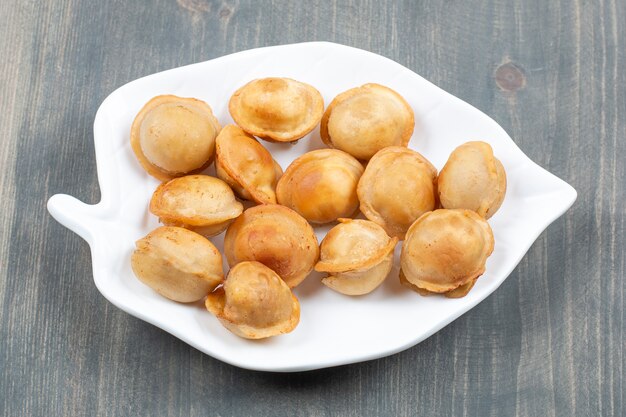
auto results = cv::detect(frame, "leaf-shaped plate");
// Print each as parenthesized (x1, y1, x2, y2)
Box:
(47, 42, 576, 372)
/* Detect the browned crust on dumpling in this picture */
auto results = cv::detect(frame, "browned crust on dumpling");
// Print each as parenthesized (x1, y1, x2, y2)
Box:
(315, 218, 398, 273)
(149, 175, 243, 237)
(130, 95, 221, 181)
(437, 141, 507, 219)
(276, 149, 364, 224)
(205, 261, 300, 339)
(315, 219, 398, 296)
(400, 271, 477, 298)
(400, 209, 494, 295)
(320, 83, 414, 160)
(229, 78, 324, 143)
(357, 146, 437, 239)
(131, 226, 224, 302)
(215, 125, 282, 204)
(223, 204, 319, 288)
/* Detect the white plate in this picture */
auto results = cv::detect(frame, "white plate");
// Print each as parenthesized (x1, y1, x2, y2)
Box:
(47, 42, 576, 372)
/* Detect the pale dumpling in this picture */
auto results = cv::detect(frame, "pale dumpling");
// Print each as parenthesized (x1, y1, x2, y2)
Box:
(400, 209, 494, 297)
(315, 219, 398, 295)
(223, 204, 319, 288)
(437, 141, 507, 219)
(229, 77, 324, 142)
(131, 226, 224, 302)
(206, 261, 300, 339)
(130, 95, 221, 181)
(320, 84, 414, 160)
(276, 149, 364, 224)
(215, 125, 282, 204)
(357, 146, 437, 239)
(150, 175, 243, 237)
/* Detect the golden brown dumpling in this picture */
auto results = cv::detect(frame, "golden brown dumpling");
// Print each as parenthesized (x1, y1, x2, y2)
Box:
(320, 84, 414, 160)
(437, 141, 507, 219)
(357, 146, 437, 239)
(130, 95, 221, 181)
(131, 226, 223, 302)
(206, 261, 300, 339)
(276, 149, 364, 224)
(229, 77, 324, 142)
(215, 125, 283, 204)
(315, 219, 398, 295)
(400, 209, 494, 297)
(224, 204, 319, 288)
(150, 175, 243, 237)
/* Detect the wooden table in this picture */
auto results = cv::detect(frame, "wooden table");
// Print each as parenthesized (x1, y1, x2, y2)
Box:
(1, 1, 623, 416)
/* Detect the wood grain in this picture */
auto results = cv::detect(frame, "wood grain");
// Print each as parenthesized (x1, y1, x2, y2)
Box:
(0, 0, 623, 416)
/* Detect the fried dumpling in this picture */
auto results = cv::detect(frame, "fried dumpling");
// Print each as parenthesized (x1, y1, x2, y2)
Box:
(206, 261, 300, 339)
(215, 125, 283, 204)
(276, 149, 364, 224)
(224, 204, 319, 287)
(400, 209, 494, 297)
(131, 226, 224, 302)
(150, 175, 243, 237)
(437, 141, 507, 219)
(130, 95, 221, 181)
(320, 84, 414, 160)
(357, 146, 437, 239)
(229, 77, 324, 142)
(315, 219, 398, 295)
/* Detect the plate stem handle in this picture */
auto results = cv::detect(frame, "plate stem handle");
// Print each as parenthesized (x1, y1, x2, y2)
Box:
(47, 194, 101, 243)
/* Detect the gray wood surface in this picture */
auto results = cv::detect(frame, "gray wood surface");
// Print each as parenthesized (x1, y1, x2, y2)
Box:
(1, 0, 624, 416)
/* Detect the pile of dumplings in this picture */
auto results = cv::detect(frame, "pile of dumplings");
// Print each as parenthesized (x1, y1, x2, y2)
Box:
(129, 78, 507, 339)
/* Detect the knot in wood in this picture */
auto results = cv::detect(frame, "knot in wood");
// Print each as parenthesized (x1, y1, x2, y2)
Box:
(495, 62, 526, 92)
